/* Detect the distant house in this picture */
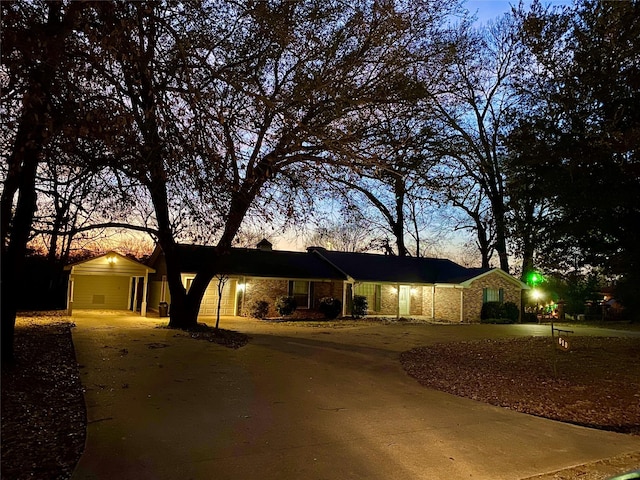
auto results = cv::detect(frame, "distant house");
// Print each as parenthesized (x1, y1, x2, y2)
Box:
(64, 251, 155, 316)
(145, 242, 527, 322)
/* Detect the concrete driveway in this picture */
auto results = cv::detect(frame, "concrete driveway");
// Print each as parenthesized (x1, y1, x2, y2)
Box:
(70, 312, 640, 479)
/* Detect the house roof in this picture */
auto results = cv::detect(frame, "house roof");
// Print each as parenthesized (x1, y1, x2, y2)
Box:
(166, 244, 348, 280)
(309, 248, 490, 284)
(149, 244, 523, 287)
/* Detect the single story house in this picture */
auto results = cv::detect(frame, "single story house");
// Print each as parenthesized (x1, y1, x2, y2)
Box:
(64, 251, 155, 316)
(144, 241, 528, 322)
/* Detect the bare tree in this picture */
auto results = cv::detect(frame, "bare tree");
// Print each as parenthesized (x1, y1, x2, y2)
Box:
(427, 15, 522, 272)
(83, 0, 461, 329)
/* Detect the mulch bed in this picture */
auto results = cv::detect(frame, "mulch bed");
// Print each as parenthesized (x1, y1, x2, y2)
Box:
(401, 336, 640, 435)
(1, 318, 86, 480)
(162, 322, 250, 348)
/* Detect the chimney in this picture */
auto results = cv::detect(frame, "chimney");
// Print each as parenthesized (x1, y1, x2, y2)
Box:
(256, 238, 273, 251)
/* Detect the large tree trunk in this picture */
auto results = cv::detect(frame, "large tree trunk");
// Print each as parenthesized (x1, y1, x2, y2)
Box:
(393, 176, 409, 257)
(491, 194, 510, 273)
(1, 2, 72, 362)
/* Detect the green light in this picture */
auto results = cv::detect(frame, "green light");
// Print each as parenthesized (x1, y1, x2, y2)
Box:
(526, 270, 545, 287)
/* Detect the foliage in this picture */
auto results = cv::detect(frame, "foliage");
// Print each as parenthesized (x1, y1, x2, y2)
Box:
(511, 0, 640, 313)
(275, 296, 296, 317)
(481, 302, 504, 321)
(503, 302, 520, 323)
(544, 273, 604, 317)
(352, 295, 368, 319)
(480, 301, 519, 323)
(249, 300, 270, 320)
(318, 297, 342, 319)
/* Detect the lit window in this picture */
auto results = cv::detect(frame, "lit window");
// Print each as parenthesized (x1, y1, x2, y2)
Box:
(483, 288, 504, 303)
(354, 283, 382, 312)
(289, 281, 311, 309)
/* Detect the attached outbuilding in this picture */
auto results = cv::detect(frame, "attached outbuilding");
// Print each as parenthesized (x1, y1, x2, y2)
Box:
(64, 251, 155, 316)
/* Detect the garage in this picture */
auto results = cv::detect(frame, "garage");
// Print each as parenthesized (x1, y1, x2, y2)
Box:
(65, 251, 155, 316)
(182, 275, 238, 316)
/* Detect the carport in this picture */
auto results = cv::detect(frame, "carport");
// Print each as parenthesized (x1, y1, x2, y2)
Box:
(65, 251, 155, 316)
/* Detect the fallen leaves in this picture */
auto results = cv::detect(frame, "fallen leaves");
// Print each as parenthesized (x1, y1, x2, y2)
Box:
(1, 318, 86, 480)
(400, 336, 640, 434)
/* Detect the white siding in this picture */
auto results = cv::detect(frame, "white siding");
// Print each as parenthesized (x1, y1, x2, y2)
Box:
(200, 279, 237, 316)
(73, 275, 130, 310)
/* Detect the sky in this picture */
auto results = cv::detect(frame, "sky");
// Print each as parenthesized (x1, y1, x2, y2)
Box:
(465, 0, 574, 24)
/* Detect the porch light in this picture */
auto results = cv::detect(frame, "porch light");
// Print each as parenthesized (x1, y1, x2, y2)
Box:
(107, 254, 117, 265)
(531, 289, 542, 301)
(237, 283, 246, 292)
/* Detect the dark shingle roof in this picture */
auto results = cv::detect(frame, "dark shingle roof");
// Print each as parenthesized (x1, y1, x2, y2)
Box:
(152, 244, 491, 285)
(310, 249, 490, 284)
(174, 244, 347, 280)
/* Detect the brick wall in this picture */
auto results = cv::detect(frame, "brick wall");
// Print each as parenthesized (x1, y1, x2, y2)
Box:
(434, 286, 462, 322)
(422, 286, 434, 319)
(379, 285, 397, 314)
(410, 287, 424, 316)
(463, 271, 523, 322)
(240, 278, 345, 318)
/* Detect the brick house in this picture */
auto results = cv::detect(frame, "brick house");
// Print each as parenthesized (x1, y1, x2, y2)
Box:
(146, 241, 528, 323)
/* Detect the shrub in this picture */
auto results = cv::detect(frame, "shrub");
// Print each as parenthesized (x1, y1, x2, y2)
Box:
(503, 302, 520, 323)
(318, 297, 342, 319)
(481, 301, 504, 320)
(275, 296, 296, 316)
(249, 300, 269, 319)
(481, 301, 519, 324)
(352, 295, 368, 319)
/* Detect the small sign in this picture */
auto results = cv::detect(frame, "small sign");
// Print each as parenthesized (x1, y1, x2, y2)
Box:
(557, 336, 570, 351)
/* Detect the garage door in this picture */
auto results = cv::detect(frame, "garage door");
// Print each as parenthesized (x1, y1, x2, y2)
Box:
(200, 279, 237, 316)
(73, 275, 130, 310)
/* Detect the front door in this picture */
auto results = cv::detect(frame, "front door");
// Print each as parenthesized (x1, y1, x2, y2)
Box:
(399, 285, 410, 315)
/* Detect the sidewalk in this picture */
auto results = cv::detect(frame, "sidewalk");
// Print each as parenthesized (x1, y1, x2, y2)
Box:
(70, 313, 640, 479)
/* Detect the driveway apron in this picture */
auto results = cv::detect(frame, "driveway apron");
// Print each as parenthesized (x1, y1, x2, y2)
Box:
(70, 313, 640, 480)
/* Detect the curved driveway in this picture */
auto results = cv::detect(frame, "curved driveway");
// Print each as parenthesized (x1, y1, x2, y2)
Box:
(70, 312, 640, 479)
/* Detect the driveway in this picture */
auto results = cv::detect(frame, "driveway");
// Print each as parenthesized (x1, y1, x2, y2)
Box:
(70, 313, 640, 479)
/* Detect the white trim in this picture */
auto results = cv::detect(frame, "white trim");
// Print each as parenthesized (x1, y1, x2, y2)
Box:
(65, 251, 155, 273)
(459, 268, 529, 289)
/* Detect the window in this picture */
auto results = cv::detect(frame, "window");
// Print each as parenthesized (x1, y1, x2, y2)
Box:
(289, 281, 311, 309)
(354, 283, 382, 312)
(483, 287, 504, 303)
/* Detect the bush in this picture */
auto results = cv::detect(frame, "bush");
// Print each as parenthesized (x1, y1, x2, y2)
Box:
(249, 300, 269, 319)
(480, 301, 519, 324)
(481, 301, 504, 320)
(318, 297, 342, 319)
(275, 296, 296, 316)
(503, 302, 520, 323)
(352, 295, 368, 319)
